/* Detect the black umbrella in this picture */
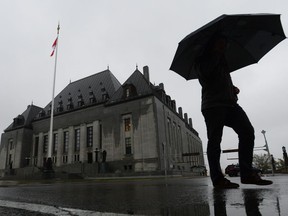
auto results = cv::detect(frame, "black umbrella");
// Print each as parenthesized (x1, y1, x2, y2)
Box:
(170, 14, 286, 80)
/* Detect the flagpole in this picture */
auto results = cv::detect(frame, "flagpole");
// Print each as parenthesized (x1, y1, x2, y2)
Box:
(46, 24, 60, 172)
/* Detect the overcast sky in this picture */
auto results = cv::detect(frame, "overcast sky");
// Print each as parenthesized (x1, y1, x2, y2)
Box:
(1, 0, 288, 168)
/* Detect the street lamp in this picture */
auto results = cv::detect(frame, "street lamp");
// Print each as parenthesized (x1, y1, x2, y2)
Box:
(261, 130, 274, 176)
(94, 148, 100, 163)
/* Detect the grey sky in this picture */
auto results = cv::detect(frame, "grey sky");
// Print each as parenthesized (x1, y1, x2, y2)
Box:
(1, 0, 288, 168)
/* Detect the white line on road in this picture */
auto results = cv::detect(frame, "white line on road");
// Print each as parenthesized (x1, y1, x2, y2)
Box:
(0, 199, 135, 216)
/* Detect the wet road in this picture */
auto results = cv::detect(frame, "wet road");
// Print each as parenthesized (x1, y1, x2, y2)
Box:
(0, 174, 287, 215)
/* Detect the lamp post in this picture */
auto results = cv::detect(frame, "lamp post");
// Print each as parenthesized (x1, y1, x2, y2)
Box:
(94, 148, 100, 163)
(94, 148, 100, 173)
(261, 130, 274, 176)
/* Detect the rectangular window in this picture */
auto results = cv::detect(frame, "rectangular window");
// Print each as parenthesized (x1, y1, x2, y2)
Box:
(124, 118, 131, 132)
(99, 124, 102, 149)
(43, 135, 48, 153)
(34, 158, 38, 166)
(87, 126, 93, 147)
(62, 155, 68, 164)
(53, 133, 58, 153)
(34, 137, 39, 157)
(74, 129, 80, 151)
(102, 93, 109, 100)
(74, 154, 80, 162)
(52, 156, 57, 164)
(8, 154, 12, 165)
(9, 139, 14, 150)
(63, 131, 69, 153)
(125, 137, 132, 155)
(125, 88, 130, 97)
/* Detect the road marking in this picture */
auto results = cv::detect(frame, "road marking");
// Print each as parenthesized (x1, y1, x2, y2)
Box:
(0, 199, 134, 216)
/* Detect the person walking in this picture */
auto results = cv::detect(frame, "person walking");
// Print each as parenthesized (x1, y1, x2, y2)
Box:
(196, 34, 273, 189)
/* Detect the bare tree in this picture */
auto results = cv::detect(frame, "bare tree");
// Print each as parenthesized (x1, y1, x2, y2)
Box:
(253, 154, 270, 173)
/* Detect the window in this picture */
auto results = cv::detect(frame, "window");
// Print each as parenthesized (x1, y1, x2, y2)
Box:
(63, 131, 69, 153)
(47, 105, 52, 115)
(57, 100, 63, 112)
(124, 165, 133, 171)
(43, 135, 48, 153)
(74, 129, 80, 151)
(9, 139, 14, 150)
(87, 126, 93, 147)
(102, 93, 109, 100)
(34, 137, 39, 157)
(99, 124, 102, 150)
(34, 158, 38, 166)
(125, 137, 132, 155)
(67, 96, 74, 110)
(38, 110, 45, 117)
(52, 156, 57, 164)
(123, 84, 137, 99)
(124, 118, 131, 132)
(62, 155, 68, 164)
(89, 91, 96, 103)
(8, 154, 12, 165)
(53, 133, 58, 153)
(78, 94, 84, 107)
(74, 154, 80, 162)
(125, 88, 130, 97)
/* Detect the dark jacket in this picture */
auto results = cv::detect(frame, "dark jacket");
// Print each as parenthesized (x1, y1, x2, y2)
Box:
(196, 53, 238, 110)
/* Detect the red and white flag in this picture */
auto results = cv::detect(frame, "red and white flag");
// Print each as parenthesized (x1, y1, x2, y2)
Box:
(50, 37, 58, 57)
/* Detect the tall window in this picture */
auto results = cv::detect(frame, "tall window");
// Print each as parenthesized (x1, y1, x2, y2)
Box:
(62, 155, 68, 164)
(74, 129, 80, 151)
(125, 88, 130, 97)
(43, 135, 48, 153)
(53, 133, 58, 153)
(9, 139, 14, 150)
(34, 137, 39, 157)
(125, 137, 132, 155)
(63, 131, 69, 153)
(124, 118, 131, 132)
(87, 126, 93, 147)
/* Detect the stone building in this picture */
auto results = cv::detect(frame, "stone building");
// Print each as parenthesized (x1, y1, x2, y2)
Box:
(0, 66, 205, 177)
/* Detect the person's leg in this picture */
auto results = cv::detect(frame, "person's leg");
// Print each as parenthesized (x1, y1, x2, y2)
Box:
(226, 104, 272, 185)
(225, 104, 255, 179)
(202, 107, 226, 185)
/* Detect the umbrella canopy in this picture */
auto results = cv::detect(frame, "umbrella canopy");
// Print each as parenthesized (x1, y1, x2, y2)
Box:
(170, 14, 286, 80)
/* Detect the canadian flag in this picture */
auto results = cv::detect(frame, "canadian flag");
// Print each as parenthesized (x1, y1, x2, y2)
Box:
(50, 37, 58, 57)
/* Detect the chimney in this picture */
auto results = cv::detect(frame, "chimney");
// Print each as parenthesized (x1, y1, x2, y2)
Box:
(159, 83, 164, 90)
(178, 107, 183, 118)
(171, 100, 176, 111)
(184, 113, 188, 123)
(143, 66, 150, 82)
(189, 118, 193, 128)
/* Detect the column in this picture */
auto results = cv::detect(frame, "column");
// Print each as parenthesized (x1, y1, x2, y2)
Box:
(56, 128, 63, 166)
(37, 133, 44, 167)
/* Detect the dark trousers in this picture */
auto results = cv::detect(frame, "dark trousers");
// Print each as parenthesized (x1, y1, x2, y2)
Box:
(202, 104, 255, 184)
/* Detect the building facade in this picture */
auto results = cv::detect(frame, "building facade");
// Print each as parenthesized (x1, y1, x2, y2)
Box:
(0, 66, 205, 177)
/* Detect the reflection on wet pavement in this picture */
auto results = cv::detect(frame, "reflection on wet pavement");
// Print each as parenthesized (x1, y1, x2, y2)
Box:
(210, 176, 287, 216)
(0, 175, 287, 215)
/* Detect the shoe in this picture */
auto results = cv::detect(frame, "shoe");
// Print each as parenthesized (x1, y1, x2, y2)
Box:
(213, 178, 239, 189)
(241, 173, 273, 185)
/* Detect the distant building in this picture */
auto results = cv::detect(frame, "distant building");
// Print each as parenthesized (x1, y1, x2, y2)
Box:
(0, 66, 205, 177)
